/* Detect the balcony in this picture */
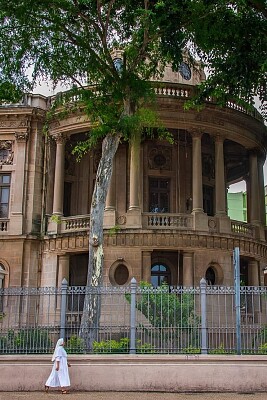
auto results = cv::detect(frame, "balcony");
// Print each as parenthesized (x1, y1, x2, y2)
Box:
(46, 212, 259, 240)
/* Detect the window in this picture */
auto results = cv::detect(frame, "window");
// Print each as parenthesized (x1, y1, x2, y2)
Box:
(151, 264, 171, 287)
(149, 178, 170, 213)
(114, 264, 129, 286)
(0, 264, 6, 313)
(205, 267, 216, 285)
(0, 174, 10, 218)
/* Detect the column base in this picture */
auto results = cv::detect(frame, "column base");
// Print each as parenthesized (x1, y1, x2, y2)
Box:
(215, 214, 231, 234)
(103, 209, 116, 228)
(126, 208, 142, 228)
(192, 211, 208, 232)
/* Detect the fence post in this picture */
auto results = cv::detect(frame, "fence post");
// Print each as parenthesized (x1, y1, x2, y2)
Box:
(200, 278, 208, 354)
(130, 277, 137, 354)
(60, 278, 68, 340)
(234, 247, 241, 355)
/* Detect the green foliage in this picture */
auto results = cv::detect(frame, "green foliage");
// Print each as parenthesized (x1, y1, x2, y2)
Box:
(183, 346, 201, 354)
(209, 344, 227, 355)
(93, 338, 130, 354)
(65, 335, 85, 354)
(93, 337, 154, 354)
(131, 281, 199, 329)
(108, 225, 121, 236)
(0, 328, 52, 354)
(50, 214, 61, 224)
(258, 343, 267, 354)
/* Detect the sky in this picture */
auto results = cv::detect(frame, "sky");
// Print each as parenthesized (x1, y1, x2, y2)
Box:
(33, 82, 266, 193)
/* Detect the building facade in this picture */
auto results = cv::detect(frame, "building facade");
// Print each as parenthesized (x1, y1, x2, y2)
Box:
(0, 64, 267, 292)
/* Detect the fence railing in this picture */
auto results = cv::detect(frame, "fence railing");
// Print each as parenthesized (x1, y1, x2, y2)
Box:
(1, 280, 267, 355)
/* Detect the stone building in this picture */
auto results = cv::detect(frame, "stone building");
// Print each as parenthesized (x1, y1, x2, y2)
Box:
(0, 63, 266, 291)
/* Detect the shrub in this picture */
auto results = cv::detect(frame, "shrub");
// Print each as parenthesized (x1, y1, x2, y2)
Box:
(66, 335, 85, 354)
(13, 328, 52, 353)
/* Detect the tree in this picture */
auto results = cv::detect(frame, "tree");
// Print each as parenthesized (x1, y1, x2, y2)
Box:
(0, 0, 266, 347)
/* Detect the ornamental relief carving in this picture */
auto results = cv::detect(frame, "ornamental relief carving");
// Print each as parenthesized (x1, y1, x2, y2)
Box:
(0, 140, 14, 165)
(0, 119, 29, 129)
(148, 145, 172, 170)
(14, 132, 28, 142)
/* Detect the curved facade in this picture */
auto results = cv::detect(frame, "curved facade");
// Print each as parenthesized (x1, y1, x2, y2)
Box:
(0, 65, 266, 291)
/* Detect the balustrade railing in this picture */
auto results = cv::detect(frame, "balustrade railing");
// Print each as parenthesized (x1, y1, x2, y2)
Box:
(0, 219, 8, 233)
(231, 220, 255, 238)
(143, 213, 193, 229)
(61, 215, 90, 233)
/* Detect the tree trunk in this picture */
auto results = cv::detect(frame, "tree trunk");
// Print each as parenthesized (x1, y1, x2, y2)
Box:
(79, 131, 121, 350)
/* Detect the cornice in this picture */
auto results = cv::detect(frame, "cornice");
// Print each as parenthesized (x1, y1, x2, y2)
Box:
(43, 231, 267, 261)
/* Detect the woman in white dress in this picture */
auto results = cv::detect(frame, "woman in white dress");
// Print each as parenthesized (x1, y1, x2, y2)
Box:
(45, 338, 71, 394)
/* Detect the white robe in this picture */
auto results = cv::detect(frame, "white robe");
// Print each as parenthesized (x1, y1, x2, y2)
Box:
(45, 346, 70, 388)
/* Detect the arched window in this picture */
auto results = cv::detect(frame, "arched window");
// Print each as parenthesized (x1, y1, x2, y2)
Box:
(114, 264, 129, 286)
(205, 266, 216, 285)
(151, 264, 171, 287)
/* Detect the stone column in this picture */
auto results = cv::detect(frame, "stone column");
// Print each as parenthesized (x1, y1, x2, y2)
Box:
(52, 134, 66, 216)
(191, 130, 203, 213)
(58, 254, 70, 287)
(129, 141, 140, 211)
(142, 251, 152, 283)
(248, 151, 260, 225)
(9, 132, 28, 234)
(183, 252, 194, 287)
(258, 156, 266, 226)
(214, 135, 226, 216)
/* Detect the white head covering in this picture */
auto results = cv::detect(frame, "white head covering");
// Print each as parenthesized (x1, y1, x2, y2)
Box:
(52, 338, 64, 361)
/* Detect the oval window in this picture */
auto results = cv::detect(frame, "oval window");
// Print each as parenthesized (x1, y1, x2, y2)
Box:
(114, 264, 129, 286)
(205, 266, 216, 285)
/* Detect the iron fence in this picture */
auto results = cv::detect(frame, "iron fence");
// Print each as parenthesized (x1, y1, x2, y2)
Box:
(1, 280, 267, 355)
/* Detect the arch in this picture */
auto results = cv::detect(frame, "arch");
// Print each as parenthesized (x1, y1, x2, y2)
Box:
(109, 260, 132, 286)
(205, 262, 224, 285)
(0, 260, 9, 289)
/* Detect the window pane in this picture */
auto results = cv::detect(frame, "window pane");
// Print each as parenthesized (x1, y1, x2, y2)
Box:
(1, 188, 9, 203)
(0, 204, 8, 218)
(2, 175, 10, 184)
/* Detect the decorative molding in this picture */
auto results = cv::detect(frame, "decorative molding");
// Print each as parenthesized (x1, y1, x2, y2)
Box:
(116, 215, 126, 225)
(0, 140, 14, 165)
(43, 231, 267, 261)
(14, 132, 28, 142)
(195, 114, 224, 126)
(148, 145, 172, 170)
(52, 133, 65, 144)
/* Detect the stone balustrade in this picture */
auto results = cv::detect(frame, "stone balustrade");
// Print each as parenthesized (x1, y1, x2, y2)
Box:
(61, 215, 90, 233)
(0, 219, 8, 233)
(143, 213, 193, 229)
(231, 220, 255, 238)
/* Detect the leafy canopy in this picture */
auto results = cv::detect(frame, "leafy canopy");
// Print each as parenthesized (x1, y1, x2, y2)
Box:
(0, 0, 266, 119)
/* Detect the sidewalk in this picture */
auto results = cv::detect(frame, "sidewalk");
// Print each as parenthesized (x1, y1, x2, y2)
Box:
(0, 392, 266, 400)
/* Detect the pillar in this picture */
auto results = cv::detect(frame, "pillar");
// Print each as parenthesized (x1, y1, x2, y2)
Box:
(191, 131, 203, 213)
(142, 251, 152, 283)
(248, 150, 260, 224)
(129, 140, 140, 211)
(214, 135, 226, 216)
(258, 156, 266, 226)
(183, 252, 194, 287)
(58, 254, 70, 287)
(52, 134, 66, 216)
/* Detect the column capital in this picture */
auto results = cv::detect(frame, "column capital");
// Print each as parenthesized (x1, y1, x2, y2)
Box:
(211, 133, 226, 143)
(14, 131, 28, 142)
(52, 133, 66, 144)
(187, 128, 203, 139)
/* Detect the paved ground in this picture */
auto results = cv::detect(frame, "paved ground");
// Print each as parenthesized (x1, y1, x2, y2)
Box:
(0, 392, 266, 400)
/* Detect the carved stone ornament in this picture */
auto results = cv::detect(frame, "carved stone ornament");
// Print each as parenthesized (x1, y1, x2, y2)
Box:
(148, 146, 172, 170)
(52, 133, 65, 144)
(116, 215, 126, 225)
(14, 132, 28, 142)
(0, 140, 14, 165)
